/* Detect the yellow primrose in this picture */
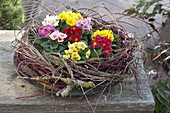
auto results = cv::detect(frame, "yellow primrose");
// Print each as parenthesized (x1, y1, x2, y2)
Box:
(71, 52, 81, 61)
(91, 30, 114, 41)
(66, 11, 73, 16)
(76, 13, 83, 19)
(78, 42, 87, 50)
(108, 33, 114, 41)
(86, 50, 91, 58)
(58, 11, 82, 26)
(72, 13, 82, 21)
(69, 47, 79, 53)
(58, 11, 68, 20)
(63, 50, 70, 59)
(68, 42, 78, 53)
(63, 54, 70, 59)
(73, 42, 78, 48)
(66, 17, 76, 26)
(65, 50, 70, 55)
(68, 43, 76, 49)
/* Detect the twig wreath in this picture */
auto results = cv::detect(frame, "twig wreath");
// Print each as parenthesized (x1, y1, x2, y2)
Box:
(13, 5, 139, 98)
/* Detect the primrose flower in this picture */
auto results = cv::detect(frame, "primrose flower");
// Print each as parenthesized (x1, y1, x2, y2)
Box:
(57, 32, 67, 42)
(58, 11, 68, 20)
(86, 50, 91, 58)
(66, 17, 76, 26)
(103, 46, 113, 57)
(90, 36, 101, 48)
(71, 34, 81, 42)
(76, 17, 92, 31)
(78, 42, 87, 50)
(64, 42, 88, 62)
(92, 30, 114, 41)
(58, 11, 82, 26)
(68, 44, 78, 53)
(70, 26, 82, 34)
(42, 15, 59, 26)
(63, 50, 70, 59)
(71, 52, 81, 61)
(49, 31, 67, 42)
(44, 24, 55, 31)
(90, 35, 113, 57)
(49, 31, 59, 40)
(62, 26, 82, 43)
(100, 37, 112, 48)
(90, 41, 98, 49)
(38, 27, 48, 36)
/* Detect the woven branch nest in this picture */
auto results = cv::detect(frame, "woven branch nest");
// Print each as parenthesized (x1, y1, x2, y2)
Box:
(13, 6, 138, 97)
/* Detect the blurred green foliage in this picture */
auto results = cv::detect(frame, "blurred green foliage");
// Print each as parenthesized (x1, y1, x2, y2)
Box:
(152, 78, 170, 113)
(0, 0, 25, 30)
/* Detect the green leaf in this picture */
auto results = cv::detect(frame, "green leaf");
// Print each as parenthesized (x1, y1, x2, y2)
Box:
(81, 55, 87, 60)
(89, 30, 93, 35)
(45, 47, 52, 52)
(83, 30, 89, 35)
(113, 34, 119, 42)
(136, 0, 145, 9)
(0, 11, 2, 17)
(167, 12, 170, 18)
(52, 44, 67, 53)
(77, 60, 86, 64)
(50, 45, 58, 49)
(145, 12, 157, 18)
(35, 38, 48, 45)
(90, 48, 102, 58)
(166, 79, 170, 89)
(142, 2, 151, 15)
(124, 8, 136, 15)
(82, 36, 88, 42)
(154, 96, 164, 113)
(156, 93, 169, 106)
(96, 48, 102, 55)
(41, 41, 50, 48)
(157, 87, 168, 101)
(60, 24, 70, 30)
(111, 44, 117, 48)
(78, 50, 84, 56)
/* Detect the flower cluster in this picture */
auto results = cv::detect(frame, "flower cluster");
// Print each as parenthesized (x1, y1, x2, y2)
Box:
(49, 31, 67, 42)
(38, 25, 55, 38)
(38, 24, 67, 42)
(42, 15, 59, 26)
(58, 11, 82, 26)
(63, 42, 90, 62)
(76, 17, 92, 31)
(92, 30, 114, 41)
(36, 11, 116, 62)
(91, 30, 114, 56)
(62, 26, 82, 43)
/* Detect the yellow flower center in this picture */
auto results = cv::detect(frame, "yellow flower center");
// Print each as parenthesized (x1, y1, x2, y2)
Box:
(61, 34, 65, 38)
(41, 29, 44, 33)
(52, 22, 56, 25)
(75, 38, 78, 42)
(93, 42, 97, 46)
(53, 35, 57, 39)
